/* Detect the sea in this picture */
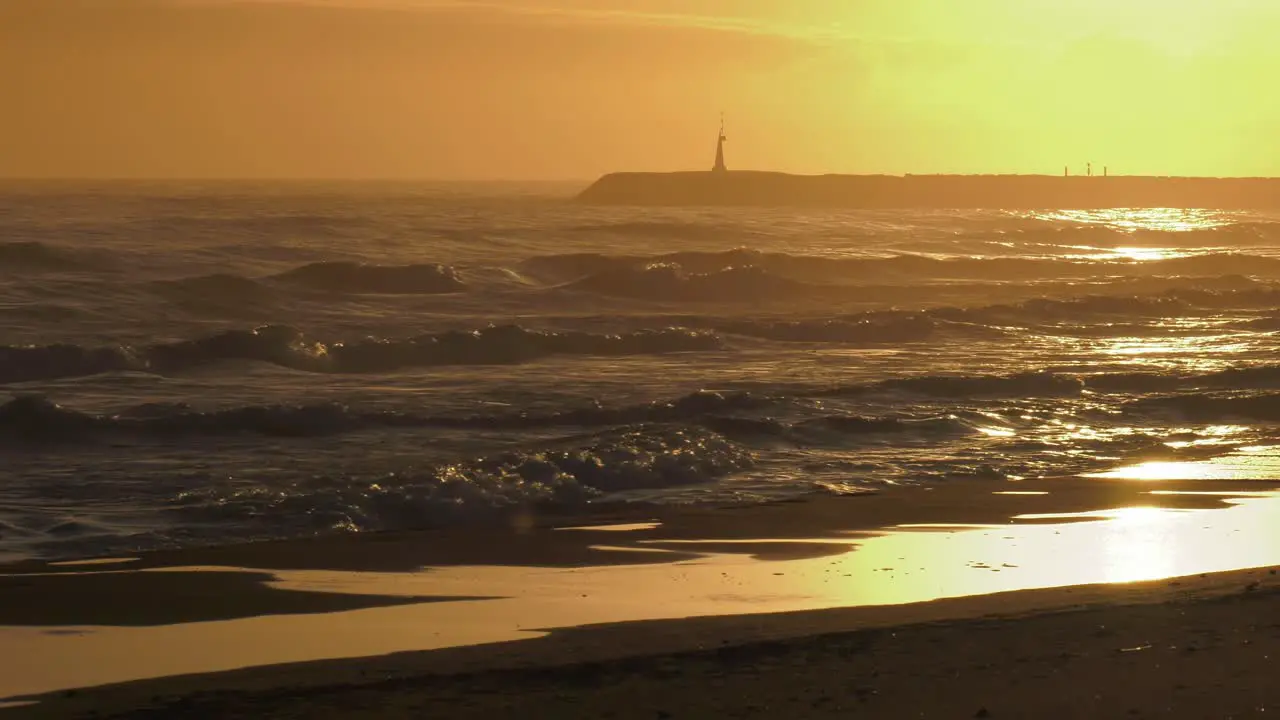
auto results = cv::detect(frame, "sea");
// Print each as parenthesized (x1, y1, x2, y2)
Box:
(2, 180, 1279, 563)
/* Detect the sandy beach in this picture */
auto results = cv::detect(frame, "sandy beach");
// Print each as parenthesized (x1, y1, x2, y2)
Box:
(5, 567, 1277, 719)
(3, 467, 1280, 719)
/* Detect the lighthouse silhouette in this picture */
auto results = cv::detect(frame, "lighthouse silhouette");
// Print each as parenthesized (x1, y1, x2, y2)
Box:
(712, 115, 727, 173)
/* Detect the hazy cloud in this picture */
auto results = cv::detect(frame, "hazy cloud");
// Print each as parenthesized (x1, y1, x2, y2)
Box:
(151, 0, 866, 44)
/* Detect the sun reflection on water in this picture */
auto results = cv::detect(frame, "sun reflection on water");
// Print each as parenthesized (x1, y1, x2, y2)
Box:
(1028, 208, 1232, 233)
(1045, 331, 1259, 373)
(1164, 425, 1248, 449)
(1088, 447, 1280, 482)
(1101, 337, 1222, 357)
(1109, 246, 1178, 261)
(1063, 245, 1191, 262)
(1021, 208, 1236, 264)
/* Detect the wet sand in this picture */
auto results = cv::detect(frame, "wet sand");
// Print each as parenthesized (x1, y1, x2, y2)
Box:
(8, 568, 1279, 719)
(3, 469, 1280, 717)
(2, 474, 1272, 577)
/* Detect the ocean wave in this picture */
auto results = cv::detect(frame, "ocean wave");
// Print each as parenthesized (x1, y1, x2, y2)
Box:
(0, 303, 89, 324)
(0, 382, 1019, 446)
(0, 396, 415, 440)
(706, 315, 1002, 343)
(585, 282, 1277, 340)
(173, 426, 755, 532)
(270, 261, 466, 294)
(152, 273, 273, 300)
(861, 364, 1280, 400)
(1090, 365, 1280, 396)
(564, 263, 811, 302)
(0, 344, 139, 385)
(10, 318, 1279, 390)
(149, 273, 278, 317)
(700, 286, 1279, 340)
(0, 390, 771, 441)
(427, 391, 964, 442)
(0, 241, 89, 271)
(784, 414, 974, 443)
(0, 325, 724, 384)
(1161, 285, 1280, 309)
(561, 218, 1280, 250)
(1244, 316, 1280, 331)
(566, 220, 745, 241)
(24, 366, 1233, 440)
(524, 247, 1280, 285)
(675, 292, 1243, 345)
(948, 294, 1194, 324)
(960, 221, 1280, 248)
(820, 365, 1280, 400)
(1125, 392, 1280, 422)
(142, 212, 357, 239)
(0, 388, 979, 445)
(870, 371, 1086, 398)
(828, 287, 1277, 331)
(525, 249, 852, 283)
(1166, 221, 1280, 245)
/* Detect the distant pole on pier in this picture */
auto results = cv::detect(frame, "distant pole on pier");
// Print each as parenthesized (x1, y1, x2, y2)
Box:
(1087, 162, 1093, 177)
(1104, 166, 1108, 177)
(1064, 166, 1069, 177)
(712, 113, 728, 173)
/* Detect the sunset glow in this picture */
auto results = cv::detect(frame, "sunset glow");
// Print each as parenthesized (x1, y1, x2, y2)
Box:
(9, 0, 1280, 714)
(4, 0, 1279, 179)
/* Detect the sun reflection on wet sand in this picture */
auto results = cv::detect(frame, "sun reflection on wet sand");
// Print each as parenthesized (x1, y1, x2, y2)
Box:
(4, 484, 1280, 701)
(555, 523, 662, 533)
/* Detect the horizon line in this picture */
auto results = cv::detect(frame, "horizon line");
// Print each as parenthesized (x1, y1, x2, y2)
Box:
(0, 177, 599, 184)
(6, 172, 1280, 183)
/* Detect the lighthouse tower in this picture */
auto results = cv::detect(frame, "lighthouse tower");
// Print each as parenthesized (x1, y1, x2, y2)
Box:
(712, 115, 727, 173)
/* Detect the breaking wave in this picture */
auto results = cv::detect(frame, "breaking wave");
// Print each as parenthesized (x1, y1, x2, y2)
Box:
(0, 325, 724, 384)
(0, 390, 968, 443)
(271, 261, 466, 294)
(564, 263, 812, 301)
(705, 316, 1000, 343)
(525, 248, 1280, 284)
(566, 220, 748, 241)
(173, 425, 756, 532)
(0, 385, 1015, 444)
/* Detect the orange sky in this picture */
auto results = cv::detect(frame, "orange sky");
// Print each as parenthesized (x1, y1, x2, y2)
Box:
(3, 0, 1279, 179)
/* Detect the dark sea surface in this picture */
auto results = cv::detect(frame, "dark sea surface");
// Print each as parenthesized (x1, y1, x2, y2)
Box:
(3, 181, 1279, 562)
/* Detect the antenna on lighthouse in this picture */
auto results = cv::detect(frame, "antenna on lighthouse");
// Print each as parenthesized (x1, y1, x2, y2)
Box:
(712, 113, 728, 173)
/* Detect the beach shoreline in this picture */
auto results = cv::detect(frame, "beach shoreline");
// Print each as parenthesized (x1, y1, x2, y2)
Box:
(6, 565, 1277, 719)
(3, 473, 1273, 576)
(3, 472, 1280, 717)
